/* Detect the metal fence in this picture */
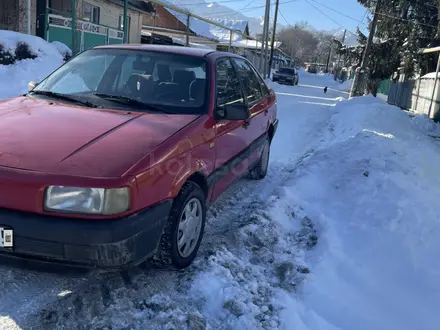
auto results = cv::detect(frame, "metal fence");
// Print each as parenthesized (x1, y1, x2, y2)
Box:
(45, 8, 123, 54)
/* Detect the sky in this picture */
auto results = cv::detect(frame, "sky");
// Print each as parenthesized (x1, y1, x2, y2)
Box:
(225, 0, 370, 34)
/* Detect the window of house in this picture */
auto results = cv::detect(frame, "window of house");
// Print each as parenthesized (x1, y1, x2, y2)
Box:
(83, 2, 100, 24)
(119, 15, 131, 42)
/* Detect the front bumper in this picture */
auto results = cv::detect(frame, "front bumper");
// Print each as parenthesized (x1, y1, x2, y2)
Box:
(0, 200, 172, 269)
(273, 76, 294, 84)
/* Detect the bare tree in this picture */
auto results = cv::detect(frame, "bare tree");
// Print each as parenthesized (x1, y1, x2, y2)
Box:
(277, 23, 319, 65)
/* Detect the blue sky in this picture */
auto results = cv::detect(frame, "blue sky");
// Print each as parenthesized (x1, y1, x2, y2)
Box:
(225, 0, 370, 34)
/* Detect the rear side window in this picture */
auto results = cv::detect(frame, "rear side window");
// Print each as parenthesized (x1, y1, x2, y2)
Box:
(216, 58, 244, 108)
(232, 59, 263, 104)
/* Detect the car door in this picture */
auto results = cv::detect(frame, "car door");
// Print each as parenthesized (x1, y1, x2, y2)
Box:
(231, 58, 270, 166)
(211, 57, 251, 200)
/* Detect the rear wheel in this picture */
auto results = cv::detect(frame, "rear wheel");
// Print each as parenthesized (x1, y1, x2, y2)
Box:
(249, 136, 270, 180)
(151, 182, 206, 269)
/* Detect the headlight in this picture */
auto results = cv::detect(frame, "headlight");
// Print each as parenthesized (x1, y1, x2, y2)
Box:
(44, 186, 130, 215)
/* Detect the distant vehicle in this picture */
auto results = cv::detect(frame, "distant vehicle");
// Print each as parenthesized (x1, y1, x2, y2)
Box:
(306, 64, 317, 74)
(272, 67, 299, 85)
(0, 45, 279, 270)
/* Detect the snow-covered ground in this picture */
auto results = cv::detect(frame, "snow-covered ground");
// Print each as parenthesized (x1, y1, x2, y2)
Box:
(0, 31, 66, 101)
(1, 40, 440, 330)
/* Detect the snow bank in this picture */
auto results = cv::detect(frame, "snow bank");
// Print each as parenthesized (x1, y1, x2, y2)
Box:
(272, 95, 440, 329)
(335, 78, 352, 91)
(422, 71, 440, 79)
(0, 31, 67, 101)
(0, 30, 63, 60)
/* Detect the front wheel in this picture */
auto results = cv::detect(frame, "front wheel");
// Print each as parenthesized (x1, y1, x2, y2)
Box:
(152, 182, 206, 269)
(249, 136, 270, 180)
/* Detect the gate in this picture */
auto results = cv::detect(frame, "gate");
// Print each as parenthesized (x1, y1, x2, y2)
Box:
(47, 13, 124, 53)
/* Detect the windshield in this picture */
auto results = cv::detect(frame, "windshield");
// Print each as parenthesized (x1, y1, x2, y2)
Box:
(279, 68, 295, 75)
(34, 49, 209, 114)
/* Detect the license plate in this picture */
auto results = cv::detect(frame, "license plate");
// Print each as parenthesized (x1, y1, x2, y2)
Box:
(0, 228, 13, 248)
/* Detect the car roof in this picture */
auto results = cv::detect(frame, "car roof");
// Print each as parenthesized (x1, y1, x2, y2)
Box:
(92, 44, 246, 61)
(93, 44, 215, 58)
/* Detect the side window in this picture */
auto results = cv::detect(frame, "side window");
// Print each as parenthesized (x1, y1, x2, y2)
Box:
(249, 63, 270, 97)
(232, 59, 263, 103)
(216, 58, 244, 108)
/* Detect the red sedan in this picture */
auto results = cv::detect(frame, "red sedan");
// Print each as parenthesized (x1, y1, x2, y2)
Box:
(0, 45, 278, 269)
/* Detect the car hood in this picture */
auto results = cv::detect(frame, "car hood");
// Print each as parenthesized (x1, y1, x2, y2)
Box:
(0, 97, 199, 177)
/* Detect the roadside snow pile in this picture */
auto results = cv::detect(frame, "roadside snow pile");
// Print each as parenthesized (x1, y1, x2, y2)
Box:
(0, 30, 67, 100)
(335, 78, 353, 91)
(276, 95, 440, 329)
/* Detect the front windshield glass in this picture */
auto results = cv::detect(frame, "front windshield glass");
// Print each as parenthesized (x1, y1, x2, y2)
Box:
(34, 48, 209, 114)
(279, 68, 295, 75)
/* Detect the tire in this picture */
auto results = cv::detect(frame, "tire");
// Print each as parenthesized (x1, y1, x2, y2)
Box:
(249, 136, 270, 180)
(151, 181, 206, 269)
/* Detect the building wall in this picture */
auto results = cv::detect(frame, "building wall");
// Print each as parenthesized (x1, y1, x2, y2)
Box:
(1, 0, 144, 44)
(142, 5, 187, 32)
(0, 0, 37, 35)
(79, 0, 144, 43)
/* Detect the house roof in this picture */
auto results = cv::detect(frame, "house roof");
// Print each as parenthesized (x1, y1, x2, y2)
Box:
(148, 0, 246, 42)
(209, 19, 249, 35)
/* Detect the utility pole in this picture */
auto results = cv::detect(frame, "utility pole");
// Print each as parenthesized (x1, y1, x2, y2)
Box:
(268, 0, 280, 78)
(123, 0, 128, 43)
(325, 46, 331, 72)
(72, 0, 76, 54)
(350, 0, 382, 97)
(260, 0, 271, 78)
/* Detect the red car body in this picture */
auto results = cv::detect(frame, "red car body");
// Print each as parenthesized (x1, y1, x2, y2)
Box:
(0, 45, 278, 268)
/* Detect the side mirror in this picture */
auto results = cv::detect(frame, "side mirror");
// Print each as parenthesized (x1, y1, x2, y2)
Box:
(216, 103, 249, 120)
(28, 80, 38, 92)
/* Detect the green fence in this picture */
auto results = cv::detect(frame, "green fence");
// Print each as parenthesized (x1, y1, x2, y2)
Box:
(377, 79, 392, 96)
(47, 13, 123, 53)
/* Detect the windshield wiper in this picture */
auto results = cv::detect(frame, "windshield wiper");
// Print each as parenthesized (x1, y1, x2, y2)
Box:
(29, 90, 98, 108)
(94, 93, 172, 114)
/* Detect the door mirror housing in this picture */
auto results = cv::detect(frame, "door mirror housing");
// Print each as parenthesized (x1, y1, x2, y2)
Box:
(216, 103, 250, 120)
(28, 80, 39, 92)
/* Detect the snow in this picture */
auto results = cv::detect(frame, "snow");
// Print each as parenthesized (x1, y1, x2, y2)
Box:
(421, 71, 440, 79)
(0, 30, 62, 59)
(271, 95, 440, 330)
(0, 31, 67, 101)
(51, 41, 72, 57)
(1, 54, 440, 330)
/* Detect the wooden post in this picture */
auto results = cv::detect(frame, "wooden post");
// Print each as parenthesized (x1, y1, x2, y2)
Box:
(123, 0, 128, 43)
(186, 14, 190, 46)
(71, 0, 76, 54)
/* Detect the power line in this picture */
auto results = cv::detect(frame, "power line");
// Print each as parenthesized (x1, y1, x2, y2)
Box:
(375, 11, 437, 29)
(278, 10, 290, 26)
(357, 8, 369, 30)
(208, 0, 299, 17)
(308, 0, 368, 26)
(304, 0, 356, 35)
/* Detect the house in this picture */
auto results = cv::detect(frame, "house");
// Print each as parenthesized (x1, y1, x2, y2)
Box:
(1, 0, 154, 51)
(141, 3, 219, 48)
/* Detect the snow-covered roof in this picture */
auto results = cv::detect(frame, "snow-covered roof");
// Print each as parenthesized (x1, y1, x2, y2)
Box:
(208, 18, 249, 35)
(219, 39, 282, 50)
